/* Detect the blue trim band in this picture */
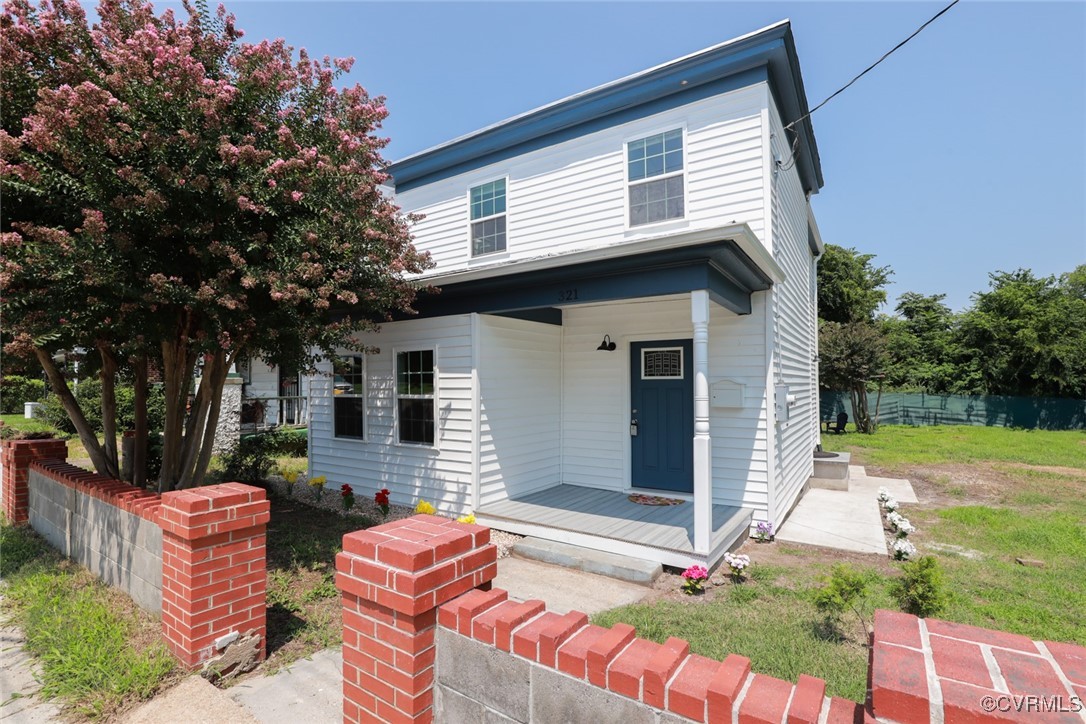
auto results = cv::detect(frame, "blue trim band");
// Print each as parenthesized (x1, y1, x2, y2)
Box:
(397, 240, 768, 321)
(390, 22, 822, 195)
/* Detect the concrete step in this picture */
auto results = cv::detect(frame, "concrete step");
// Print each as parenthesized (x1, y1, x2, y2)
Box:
(511, 538, 663, 586)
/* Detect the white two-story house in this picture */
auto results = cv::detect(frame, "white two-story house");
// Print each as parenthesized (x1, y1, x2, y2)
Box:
(307, 20, 826, 570)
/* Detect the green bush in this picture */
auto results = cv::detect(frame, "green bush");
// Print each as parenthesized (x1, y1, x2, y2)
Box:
(0, 375, 46, 414)
(39, 382, 166, 436)
(890, 556, 948, 618)
(813, 564, 876, 634)
(221, 430, 290, 484)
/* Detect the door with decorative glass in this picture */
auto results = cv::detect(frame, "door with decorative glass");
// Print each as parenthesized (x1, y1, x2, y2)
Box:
(629, 339, 694, 492)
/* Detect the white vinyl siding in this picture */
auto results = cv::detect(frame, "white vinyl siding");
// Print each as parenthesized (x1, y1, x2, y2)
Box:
(476, 315, 561, 506)
(397, 83, 768, 274)
(766, 98, 818, 526)
(308, 316, 474, 516)
(560, 295, 769, 511)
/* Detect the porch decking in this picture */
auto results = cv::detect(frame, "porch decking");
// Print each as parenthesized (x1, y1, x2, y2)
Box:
(476, 484, 752, 570)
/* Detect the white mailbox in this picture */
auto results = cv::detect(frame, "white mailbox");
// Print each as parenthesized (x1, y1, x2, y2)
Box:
(710, 379, 745, 408)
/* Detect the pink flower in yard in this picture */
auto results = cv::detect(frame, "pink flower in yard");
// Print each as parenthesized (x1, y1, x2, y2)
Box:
(291, 191, 303, 202)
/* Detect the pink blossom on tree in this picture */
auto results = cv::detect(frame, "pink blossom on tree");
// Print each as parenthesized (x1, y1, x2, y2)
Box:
(1, 0, 431, 488)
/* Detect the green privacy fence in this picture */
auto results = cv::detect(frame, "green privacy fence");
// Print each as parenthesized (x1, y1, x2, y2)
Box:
(820, 391, 1086, 431)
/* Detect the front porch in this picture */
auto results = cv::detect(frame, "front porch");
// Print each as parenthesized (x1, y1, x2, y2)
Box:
(476, 484, 753, 570)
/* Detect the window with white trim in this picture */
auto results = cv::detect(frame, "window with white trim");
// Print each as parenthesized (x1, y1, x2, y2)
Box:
(333, 355, 366, 439)
(627, 129, 684, 226)
(469, 179, 507, 256)
(396, 350, 435, 445)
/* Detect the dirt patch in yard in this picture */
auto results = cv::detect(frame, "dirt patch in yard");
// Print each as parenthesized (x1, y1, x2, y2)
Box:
(861, 460, 1082, 510)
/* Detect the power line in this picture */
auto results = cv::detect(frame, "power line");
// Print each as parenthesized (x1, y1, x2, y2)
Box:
(783, 0, 961, 134)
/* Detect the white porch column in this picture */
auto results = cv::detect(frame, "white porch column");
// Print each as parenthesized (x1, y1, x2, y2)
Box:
(691, 290, 712, 554)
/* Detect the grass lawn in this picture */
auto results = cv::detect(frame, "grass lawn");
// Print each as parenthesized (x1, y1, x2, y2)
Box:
(828, 424, 1086, 469)
(596, 425, 1086, 702)
(0, 522, 180, 719)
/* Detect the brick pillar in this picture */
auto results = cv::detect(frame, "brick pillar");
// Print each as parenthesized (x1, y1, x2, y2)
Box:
(336, 514, 497, 723)
(158, 483, 270, 669)
(1, 438, 68, 524)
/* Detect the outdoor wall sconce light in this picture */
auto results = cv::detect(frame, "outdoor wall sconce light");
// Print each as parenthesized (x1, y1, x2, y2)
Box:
(596, 335, 617, 351)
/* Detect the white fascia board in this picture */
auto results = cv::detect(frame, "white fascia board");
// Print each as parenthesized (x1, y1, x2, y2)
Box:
(807, 202, 825, 256)
(414, 222, 785, 287)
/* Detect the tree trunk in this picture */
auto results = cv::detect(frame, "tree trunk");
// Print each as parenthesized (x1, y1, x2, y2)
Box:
(132, 355, 148, 487)
(35, 348, 117, 477)
(158, 329, 197, 492)
(178, 350, 225, 487)
(186, 350, 233, 488)
(852, 382, 873, 434)
(98, 342, 119, 474)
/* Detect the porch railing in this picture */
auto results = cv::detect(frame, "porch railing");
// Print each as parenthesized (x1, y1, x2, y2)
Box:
(240, 395, 308, 430)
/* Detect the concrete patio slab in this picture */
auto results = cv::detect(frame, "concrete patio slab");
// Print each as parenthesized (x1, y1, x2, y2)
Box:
(226, 647, 341, 724)
(775, 466, 918, 555)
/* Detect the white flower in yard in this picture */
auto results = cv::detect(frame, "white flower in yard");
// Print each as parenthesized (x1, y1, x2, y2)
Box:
(886, 511, 904, 527)
(884, 497, 899, 513)
(895, 519, 916, 536)
(893, 539, 917, 560)
(877, 487, 891, 503)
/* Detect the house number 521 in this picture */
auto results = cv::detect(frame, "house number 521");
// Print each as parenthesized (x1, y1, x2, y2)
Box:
(558, 288, 579, 302)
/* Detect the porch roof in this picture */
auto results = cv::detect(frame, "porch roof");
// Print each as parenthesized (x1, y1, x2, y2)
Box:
(405, 223, 781, 320)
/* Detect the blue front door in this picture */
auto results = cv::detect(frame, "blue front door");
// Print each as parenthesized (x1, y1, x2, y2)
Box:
(630, 339, 694, 493)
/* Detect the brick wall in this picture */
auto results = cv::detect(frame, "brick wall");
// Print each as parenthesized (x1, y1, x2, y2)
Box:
(1, 439, 269, 674)
(872, 609, 1086, 723)
(340, 513, 1086, 724)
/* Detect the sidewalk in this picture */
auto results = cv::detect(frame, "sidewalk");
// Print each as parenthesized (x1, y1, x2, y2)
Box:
(0, 620, 61, 724)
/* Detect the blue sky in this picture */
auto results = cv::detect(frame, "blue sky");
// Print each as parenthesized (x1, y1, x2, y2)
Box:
(212, 1, 1083, 313)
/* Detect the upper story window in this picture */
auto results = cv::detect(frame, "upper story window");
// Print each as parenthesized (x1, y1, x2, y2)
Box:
(627, 129, 684, 226)
(333, 355, 366, 440)
(469, 179, 507, 256)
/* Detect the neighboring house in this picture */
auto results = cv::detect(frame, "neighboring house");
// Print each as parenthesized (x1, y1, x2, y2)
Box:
(308, 20, 825, 569)
(236, 357, 310, 431)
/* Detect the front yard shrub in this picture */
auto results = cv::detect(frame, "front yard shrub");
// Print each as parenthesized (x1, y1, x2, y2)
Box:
(222, 430, 292, 484)
(40, 382, 166, 436)
(0, 375, 46, 413)
(891, 556, 948, 618)
(813, 564, 877, 635)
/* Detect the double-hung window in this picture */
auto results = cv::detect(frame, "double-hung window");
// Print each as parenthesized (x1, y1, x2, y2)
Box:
(627, 129, 684, 226)
(396, 350, 435, 445)
(333, 355, 366, 440)
(469, 179, 507, 256)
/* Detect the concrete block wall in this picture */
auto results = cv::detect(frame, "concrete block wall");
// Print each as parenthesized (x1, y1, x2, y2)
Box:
(1, 439, 269, 674)
(29, 464, 163, 611)
(339, 513, 1086, 724)
(436, 588, 856, 724)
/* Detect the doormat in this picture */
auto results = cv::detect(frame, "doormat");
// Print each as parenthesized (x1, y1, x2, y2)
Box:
(627, 494, 686, 506)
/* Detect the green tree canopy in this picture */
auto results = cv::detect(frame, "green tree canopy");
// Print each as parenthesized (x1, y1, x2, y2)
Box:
(955, 267, 1086, 398)
(879, 292, 961, 393)
(816, 244, 893, 323)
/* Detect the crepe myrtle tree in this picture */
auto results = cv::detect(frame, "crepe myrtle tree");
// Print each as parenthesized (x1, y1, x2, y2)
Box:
(1, 0, 431, 489)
